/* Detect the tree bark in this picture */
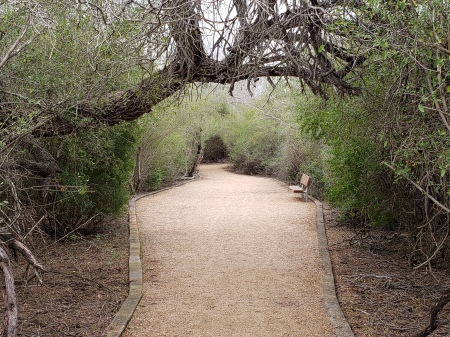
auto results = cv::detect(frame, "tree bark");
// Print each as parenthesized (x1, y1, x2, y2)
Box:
(187, 141, 203, 178)
(0, 247, 17, 337)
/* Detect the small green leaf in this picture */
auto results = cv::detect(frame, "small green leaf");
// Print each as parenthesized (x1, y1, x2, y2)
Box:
(442, 169, 447, 177)
(434, 58, 444, 68)
(318, 45, 325, 53)
(446, 85, 450, 93)
(418, 104, 425, 113)
(398, 1, 406, 10)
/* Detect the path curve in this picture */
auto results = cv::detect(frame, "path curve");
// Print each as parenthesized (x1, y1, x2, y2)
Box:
(123, 164, 335, 337)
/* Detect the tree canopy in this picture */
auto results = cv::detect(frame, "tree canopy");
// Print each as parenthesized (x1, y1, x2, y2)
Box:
(1, 0, 373, 137)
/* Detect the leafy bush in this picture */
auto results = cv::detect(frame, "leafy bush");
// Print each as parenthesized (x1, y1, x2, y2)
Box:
(203, 135, 228, 163)
(146, 168, 165, 190)
(222, 105, 284, 175)
(132, 87, 234, 191)
(133, 104, 200, 191)
(293, 91, 396, 227)
(45, 122, 141, 234)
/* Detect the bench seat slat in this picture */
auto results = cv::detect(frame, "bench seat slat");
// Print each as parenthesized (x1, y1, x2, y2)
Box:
(289, 185, 305, 193)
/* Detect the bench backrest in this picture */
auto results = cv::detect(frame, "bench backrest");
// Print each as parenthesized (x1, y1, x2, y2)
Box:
(300, 174, 311, 188)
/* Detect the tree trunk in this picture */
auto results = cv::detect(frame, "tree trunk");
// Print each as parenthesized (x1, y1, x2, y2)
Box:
(0, 247, 17, 337)
(133, 146, 142, 193)
(187, 141, 203, 178)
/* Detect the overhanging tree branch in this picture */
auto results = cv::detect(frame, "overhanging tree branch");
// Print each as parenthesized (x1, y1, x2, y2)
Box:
(27, 0, 368, 136)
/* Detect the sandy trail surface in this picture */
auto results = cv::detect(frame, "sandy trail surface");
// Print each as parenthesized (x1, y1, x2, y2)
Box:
(123, 164, 334, 337)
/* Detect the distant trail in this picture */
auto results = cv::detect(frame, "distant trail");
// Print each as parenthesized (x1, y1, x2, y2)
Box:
(123, 164, 334, 337)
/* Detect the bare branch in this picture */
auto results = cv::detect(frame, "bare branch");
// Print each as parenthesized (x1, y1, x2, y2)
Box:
(414, 286, 450, 337)
(383, 162, 450, 214)
(0, 8, 33, 69)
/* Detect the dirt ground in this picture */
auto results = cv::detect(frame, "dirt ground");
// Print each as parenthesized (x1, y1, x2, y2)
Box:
(12, 164, 450, 336)
(324, 205, 450, 337)
(13, 217, 129, 337)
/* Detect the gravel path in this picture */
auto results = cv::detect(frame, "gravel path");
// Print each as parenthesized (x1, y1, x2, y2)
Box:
(123, 164, 334, 337)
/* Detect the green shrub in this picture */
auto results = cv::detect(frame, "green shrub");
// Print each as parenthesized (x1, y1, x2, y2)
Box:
(146, 168, 165, 190)
(45, 122, 141, 234)
(203, 135, 228, 163)
(134, 114, 189, 191)
(294, 93, 396, 227)
(224, 107, 284, 175)
(326, 137, 394, 226)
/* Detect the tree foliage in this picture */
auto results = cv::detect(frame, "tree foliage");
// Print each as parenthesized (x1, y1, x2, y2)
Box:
(203, 135, 228, 163)
(133, 88, 229, 191)
(44, 123, 141, 235)
(357, 0, 450, 268)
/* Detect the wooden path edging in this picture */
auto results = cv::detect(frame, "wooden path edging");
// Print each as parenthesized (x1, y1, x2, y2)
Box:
(310, 196, 355, 337)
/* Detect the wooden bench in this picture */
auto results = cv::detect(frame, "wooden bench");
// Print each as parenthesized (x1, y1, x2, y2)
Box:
(289, 174, 311, 202)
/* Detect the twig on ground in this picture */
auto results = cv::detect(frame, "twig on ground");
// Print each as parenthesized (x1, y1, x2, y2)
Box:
(45, 270, 119, 304)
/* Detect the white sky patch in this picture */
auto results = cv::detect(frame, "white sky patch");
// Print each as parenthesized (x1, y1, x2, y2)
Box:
(199, 0, 238, 60)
